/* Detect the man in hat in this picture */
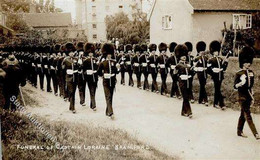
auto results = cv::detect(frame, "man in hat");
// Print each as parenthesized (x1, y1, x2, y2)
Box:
(194, 41, 209, 106)
(125, 44, 134, 86)
(207, 40, 228, 110)
(83, 42, 99, 111)
(76, 42, 87, 106)
(148, 44, 159, 93)
(49, 45, 59, 96)
(37, 46, 45, 91)
(132, 44, 142, 89)
(175, 44, 193, 118)
(156, 42, 169, 96)
(234, 46, 259, 140)
(31, 46, 38, 88)
(97, 43, 120, 119)
(62, 43, 78, 113)
(140, 44, 150, 91)
(166, 42, 181, 98)
(2, 53, 26, 111)
(117, 45, 126, 85)
(43, 46, 52, 92)
(185, 42, 195, 103)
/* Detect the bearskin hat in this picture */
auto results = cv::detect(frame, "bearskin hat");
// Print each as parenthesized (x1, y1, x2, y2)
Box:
(158, 42, 167, 53)
(43, 45, 51, 53)
(184, 42, 193, 52)
(125, 44, 133, 52)
(196, 41, 206, 53)
(141, 44, 148, 53)
(54, 44, 61, 53)
(149, 44, 157, 52)
(209, 40, 221, 54)
(65, 42, 76, 53)
(134, 44, 141, 53)
(77, 41, 84, 51)
(175, 44, 188, 59)
(118, 45, 125, 52)
(101, 43, 114, 56)
(84, 42, 96, 55)
(169, 42, 177, 53)
(239, 46, 255, 69)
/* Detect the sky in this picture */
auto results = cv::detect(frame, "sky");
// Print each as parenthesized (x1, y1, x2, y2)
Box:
(54, 0, 153, 22)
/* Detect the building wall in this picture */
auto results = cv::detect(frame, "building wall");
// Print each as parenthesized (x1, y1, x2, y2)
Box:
(149, 0, 193, 45)
(77, 0, 141, 42)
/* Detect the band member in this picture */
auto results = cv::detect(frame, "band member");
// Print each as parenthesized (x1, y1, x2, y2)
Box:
(175, 44, 193, 118)
(62, 43, 78, 113)
(194, 41, 209, 106)
(207, 41, 228, 110)
(184, 42, 195, 103)
(57, 45, 67, 100)
(2, 53, 26, 111)
(140, 44, 149, 90)
(125, 44, 134, 86)
(76, 42, 87, 106)
(83, 43, 99, 111)
(157, 43, 169, 96)
(117, 45, 126, 85)
(166, 42, 181, 98)
(148, 44, 159, 93)
(97, 43, 120, 119)
(132, 44, 142, 89)
(234, 46, 259, 140)
(31, 46, 38, 88)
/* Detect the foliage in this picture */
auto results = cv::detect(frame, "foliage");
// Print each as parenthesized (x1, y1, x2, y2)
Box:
(221, 12, 260, 57)
(6, 13, 29, 33)
(105, 4, 150, 44)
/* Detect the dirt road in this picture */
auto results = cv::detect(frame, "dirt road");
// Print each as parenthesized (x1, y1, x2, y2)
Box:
(24, 77, 260, 160)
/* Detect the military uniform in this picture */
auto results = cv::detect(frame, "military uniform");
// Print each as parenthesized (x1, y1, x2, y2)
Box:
(97, 43, 119, 118)
(148, 44, 159, 93)
(125, 44, 134, 86)
(139, 44, 149, 90)
(185, 42, 195, 102)
(175, 44, 193, 118)
(156, 43, 168, 95)
(234, 46, 259, 139)
(207, 41, 228, 109)
(166, 42, 180, 98)
(117, 45, 126, 85)
(132, 45, 142, 89)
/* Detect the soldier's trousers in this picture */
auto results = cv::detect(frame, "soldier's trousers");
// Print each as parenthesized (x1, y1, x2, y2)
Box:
(189, 76, 194, 100)
(87, 81, 97, 109)
(44, 69, 52, 92)
(31, 67, 37, 87)
(179, 81, 192, 116)
(51, 70, 58, 94)
(39, 70, 44, 90)
(160, 73, 168, 95)
(135, 71, 142, 88)
(142, 71, 149, 90)
(198, 73, 208, 103)
(213, 79, 225, 107)
(67, 81, 77, 111)
(120, 70, 125, 84)
(103, 83, 115, 116)
(78, 74, 86, 105)
(128, 70, 134, 86)
(170, 73, 180, 97)
(237, 99, 258, 136)
(4, 91, 18, 111)
(57, 71, 64, 97)
(151, 72, 158, 92)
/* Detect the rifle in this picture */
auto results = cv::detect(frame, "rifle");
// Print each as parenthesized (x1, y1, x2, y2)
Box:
(220, 22, 227, 56)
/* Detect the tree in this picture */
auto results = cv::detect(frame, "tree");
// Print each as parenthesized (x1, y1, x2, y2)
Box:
(105, 4, 150, 44)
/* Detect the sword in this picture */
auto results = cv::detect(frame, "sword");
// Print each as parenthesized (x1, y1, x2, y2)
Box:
(19, 86, 26, 107)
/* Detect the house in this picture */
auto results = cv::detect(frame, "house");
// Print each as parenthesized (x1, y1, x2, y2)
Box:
(75, 0, 142, 42)
(149, 0, 260, 51)
(23, 12, 84, 39)
(0, 1, 14, 39)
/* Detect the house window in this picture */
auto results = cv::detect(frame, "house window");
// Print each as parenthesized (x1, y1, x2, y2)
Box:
(93, 34, 97, 39)
(92, 6, 96, 13)
(233, 14, 252, 29)
(92, 24, 97, 29)
(162, 15, 172, 30)
(119, 5, 123, 8)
